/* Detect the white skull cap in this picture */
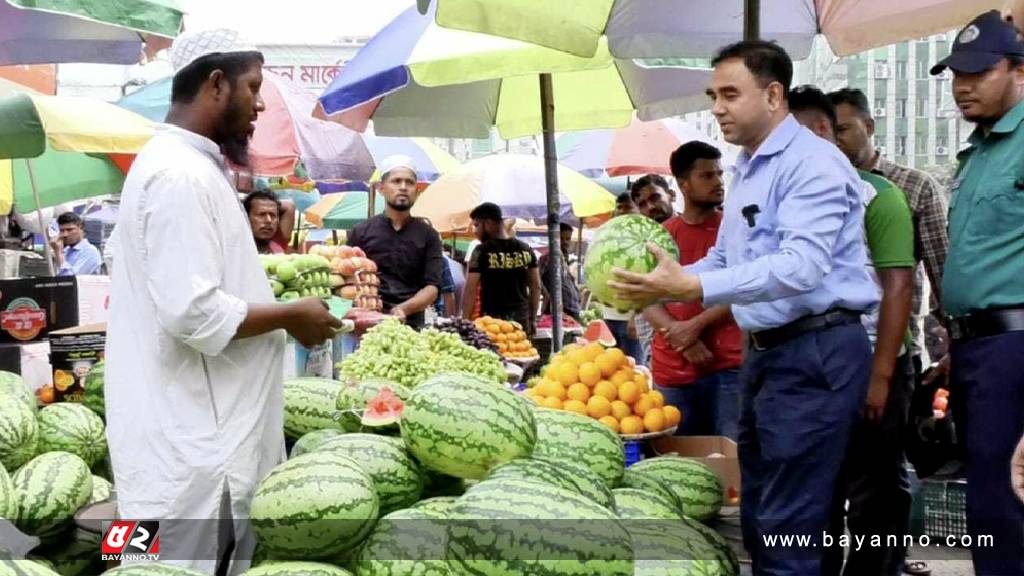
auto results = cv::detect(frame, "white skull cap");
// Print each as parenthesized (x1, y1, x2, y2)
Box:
(169, 28, 259, 72)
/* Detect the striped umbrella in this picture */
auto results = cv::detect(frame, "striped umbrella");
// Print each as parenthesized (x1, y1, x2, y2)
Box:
(305, 192, 384, 230)
(363, 134, 460, 183)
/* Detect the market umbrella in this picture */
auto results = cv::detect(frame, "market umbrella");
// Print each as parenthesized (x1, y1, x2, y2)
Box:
(557, 116, 736, 179)
(0, 0, 184, 66)
(363, 134, 460, 183)
(418, 0, 1004, 59)
(411, 154, 615, 234)
(305, 191, 385, 230)
(117, 74, 375, 181)
(317, 3, 710, 348)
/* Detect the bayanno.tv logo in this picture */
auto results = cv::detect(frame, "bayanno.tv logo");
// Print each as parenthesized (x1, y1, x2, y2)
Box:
(101, 521, 160, 561)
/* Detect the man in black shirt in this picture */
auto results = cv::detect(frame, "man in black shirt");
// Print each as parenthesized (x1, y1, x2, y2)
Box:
(463, 203, 540, 335)
(348, 155, 444, 328)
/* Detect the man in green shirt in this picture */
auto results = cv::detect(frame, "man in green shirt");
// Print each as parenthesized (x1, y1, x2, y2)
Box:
(929, 11, 1024, 575)
(790, 86, 915, 576)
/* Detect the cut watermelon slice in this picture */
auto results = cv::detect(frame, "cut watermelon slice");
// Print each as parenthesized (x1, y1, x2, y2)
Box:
(361, 386, 404, 427)
(583, 320, 616, 347)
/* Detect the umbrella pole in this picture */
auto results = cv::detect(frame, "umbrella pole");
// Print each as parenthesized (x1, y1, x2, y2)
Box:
(576, 221, 583, 287)
(25, 159, 56, 276)
(745, 0, 760, 40)
(539, 73, 564, 351)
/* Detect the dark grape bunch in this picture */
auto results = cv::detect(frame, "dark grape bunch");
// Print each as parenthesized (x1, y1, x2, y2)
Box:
(434, 317, 499, 353)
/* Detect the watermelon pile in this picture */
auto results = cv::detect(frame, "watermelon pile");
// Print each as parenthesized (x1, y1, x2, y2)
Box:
(583, 214, 681, 312)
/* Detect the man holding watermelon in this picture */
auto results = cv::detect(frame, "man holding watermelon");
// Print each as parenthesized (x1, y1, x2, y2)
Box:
(611, 41, 878, 575)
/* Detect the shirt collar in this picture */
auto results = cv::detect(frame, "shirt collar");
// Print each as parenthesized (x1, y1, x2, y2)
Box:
(65, 238, 90, 253)
(967, 98, 1024, 146)
(871, 152, 897, 176)
(157, 124, 226, 167)
(736, 114, 802, 170)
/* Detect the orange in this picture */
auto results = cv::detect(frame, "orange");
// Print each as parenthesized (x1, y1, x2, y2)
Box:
(584, 342, 605, 362)
(562, 343, 582, 354)
(663, 405, 682, 428)
(633, 373, 651, 395)
(605, 347, 627, 368)
(501, 323, 515, 333)
(595, 353, 620, 378)
(487, 323, 502, 334)
(598, 416, 620, 433)
(555, 363, 579, 387)
(611, 369, 634, 386)
(578, 363, 602, 387)
(564, 399, 588, 416)
(610, 400, 632, 420)
(566, 349, 589, 367)
(620, 415, 645, 435)
(566, 383, 591, 403)
(548, 381, 567, 401)
(648, 389, 665, 408)
(586, 396, 612, 419)
(618, 380, 641, 405)
(633, 394, 656, 417)
(541, 396, 563, 410)
(643, 407, 666, 432)
(593, 380, 618, 402)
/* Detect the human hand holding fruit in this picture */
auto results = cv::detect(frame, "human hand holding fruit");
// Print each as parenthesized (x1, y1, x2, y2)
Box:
(285, 297, 343, 347)
(609, 243, 701, 303)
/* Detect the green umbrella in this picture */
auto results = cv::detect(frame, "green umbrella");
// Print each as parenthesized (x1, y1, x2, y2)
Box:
(305, 192, 385, 231)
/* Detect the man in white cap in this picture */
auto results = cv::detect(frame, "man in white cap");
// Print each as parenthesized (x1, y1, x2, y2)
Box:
(347, 155, 445, 328)
(106, 30, 341, 574)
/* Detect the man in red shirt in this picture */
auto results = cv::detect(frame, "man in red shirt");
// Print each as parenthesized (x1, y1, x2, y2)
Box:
(638, 143, 743, 438)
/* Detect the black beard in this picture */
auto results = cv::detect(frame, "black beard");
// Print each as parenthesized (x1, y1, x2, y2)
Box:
(221, 136, 251, 168)
(387, 200, 411, 212)
(219, 93, 252, 167)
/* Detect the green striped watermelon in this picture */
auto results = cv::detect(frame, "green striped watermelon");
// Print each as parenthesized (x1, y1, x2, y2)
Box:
(36, 403, 107, 467)
(531, 408, 625, 487)
(446, 478, 633, 575)
(28, 529, 103, 576)
(240, 562, 354, 576)
(410, 497, 458, 516)
(618, 468, 684, 512)
(400, 374, 535, 480)
(0, 560, 61, 576)
(87, 475, 112, 505)
(0, 393, 37, 471)
(336, 379, 411, 433)
(290, 429, 346, 458)
(420, 471, 466, 499)
(485, 457, 614, 510)
(318, 434, 424, 515)
(250, 452, 379, 560)
(0, 371, 36, 414)
(584, 215, 681, 312)
(680, 517, 740, 575)
(612, 488, 682, 520)
(626, 457, 723, 522)
(81, 362, 105, 419)
(354, 508, 448, 576)
(99, 563, 209, 576)
(0, 466, 14, 521)
(626, 523, 735, 576)
(12, 452, 93, 540)
(283, 378, 347, 440)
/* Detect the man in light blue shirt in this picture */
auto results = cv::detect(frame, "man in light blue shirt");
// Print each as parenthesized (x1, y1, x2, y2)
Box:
(612, 41, 877, 576)
(52, 212, 102, 276)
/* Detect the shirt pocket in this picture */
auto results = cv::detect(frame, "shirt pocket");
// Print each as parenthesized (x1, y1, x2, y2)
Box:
(967, 176, 1024, 238)
(742, 209, 780, 259)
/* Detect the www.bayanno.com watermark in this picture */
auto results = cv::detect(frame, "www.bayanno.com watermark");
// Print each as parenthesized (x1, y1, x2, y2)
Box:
(763, 532, 994, 551)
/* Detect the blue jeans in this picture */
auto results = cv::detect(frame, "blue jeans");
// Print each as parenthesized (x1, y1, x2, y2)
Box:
(605, 319, 643, 366)
(656, 368, 740, 440)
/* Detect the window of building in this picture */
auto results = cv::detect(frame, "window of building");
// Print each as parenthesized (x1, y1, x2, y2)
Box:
(937, 135, 948, 149)
(916, 98, 928, 117)
(874, 62, 890, 78)
(917, 60, 930, 79)
(896, 99, 908, 118)
(896, 136, 907, 156)
(895, 61, 907, 79)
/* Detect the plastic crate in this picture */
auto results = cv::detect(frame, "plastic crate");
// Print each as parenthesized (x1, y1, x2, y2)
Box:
(921, 479, 967, 543)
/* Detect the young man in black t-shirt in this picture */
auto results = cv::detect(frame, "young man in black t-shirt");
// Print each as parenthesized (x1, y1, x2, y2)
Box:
(462, 203, 540, 335)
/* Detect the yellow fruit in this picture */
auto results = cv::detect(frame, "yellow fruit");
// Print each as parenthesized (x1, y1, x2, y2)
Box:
(634, 370, 649, 385)
(648, 389, 665, 408)
(586, 396, 612, 419)
(663, 405, 682, 428)
(611, 369, 633, 386)
(595, 353, 620, 378)
(555, 363, 579, 387)
(593, 380, 618, 402)
(562, 343, 582, 354)
(548, 381, 567, 401)
(605, 347, 627, 367)
(501, 323, 515, 333)
(598, 416, 620, 433)
(643, 407, 666, 432)
(618, 380, 641, 405)
(566, 383, 591, 403)
(567, 349, 589, 367)
(584, 342, 605, 361)
(487, 323, 502, 334)
(578, 363, 602, 387)
(634, 394, 656, 418)
(564, 399, 588, 415)
(620, 415, 645, 435)
(541, 396, 563, 410)
(610, 400, 632, 420)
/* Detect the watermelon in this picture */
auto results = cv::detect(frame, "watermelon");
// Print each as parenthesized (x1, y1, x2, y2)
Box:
(618, 468, 684, 512)
(91, 454, 113, 484)
(12, 452, 93, 540)
(583, 215, 681, 313)
(625, 457, 723, 522)
(0, 466, 15, 521)
(626, 523, 736, 576)
(240, 562, 354, 576)
(81, 362, 105, 418)
(612, 488, 682, 520)
(87, 475, 112, 505)
(0, 371, 36, 413)
(446, 478, 633, 575)
(410, 497, 458, 516)
(36, 403, 107, 467)
(420, 471, 466, 499)
(360, 388, 403, 428)
(250, 452, 379, 560)
(290, 429, 346, 458)
(531, 408, 625, 487)
(680, 516, 740, 575)
(336, 379, 411, 433)
(583, 320, 616, 347)
(99, 564, 208, 576)
(283, 378, 347, 440)
(28, 529, 103, 576)
(354, 508, 448, 576)
(400, 374, 535, 480)
(0, 561, 61, 576)
(0, 393, 37, 471)
(318, 434, 423, 515)
(486, 457, 614, 510)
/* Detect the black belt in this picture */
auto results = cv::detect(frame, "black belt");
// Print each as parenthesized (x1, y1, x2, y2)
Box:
(948, 306, 1024, 341)
(749, 309, 862, 351)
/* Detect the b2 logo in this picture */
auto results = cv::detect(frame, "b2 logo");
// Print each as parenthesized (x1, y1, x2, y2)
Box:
(101, 521, 160, 560)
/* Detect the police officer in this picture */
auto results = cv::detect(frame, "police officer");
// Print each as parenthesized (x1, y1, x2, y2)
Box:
(611, 41, 878, 575)
(930, 11, 1024, 575)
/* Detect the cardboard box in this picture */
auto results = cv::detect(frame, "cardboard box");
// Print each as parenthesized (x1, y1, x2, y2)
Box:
(48, 323, 105, 403)
(0, 277, 78, 343)
(75, 275, 111, 325)
(650, 435, 741, 506)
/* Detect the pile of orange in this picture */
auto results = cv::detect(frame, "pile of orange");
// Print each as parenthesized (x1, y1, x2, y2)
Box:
(474, 316, 539, 359)
(525, 342, 681, 435)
